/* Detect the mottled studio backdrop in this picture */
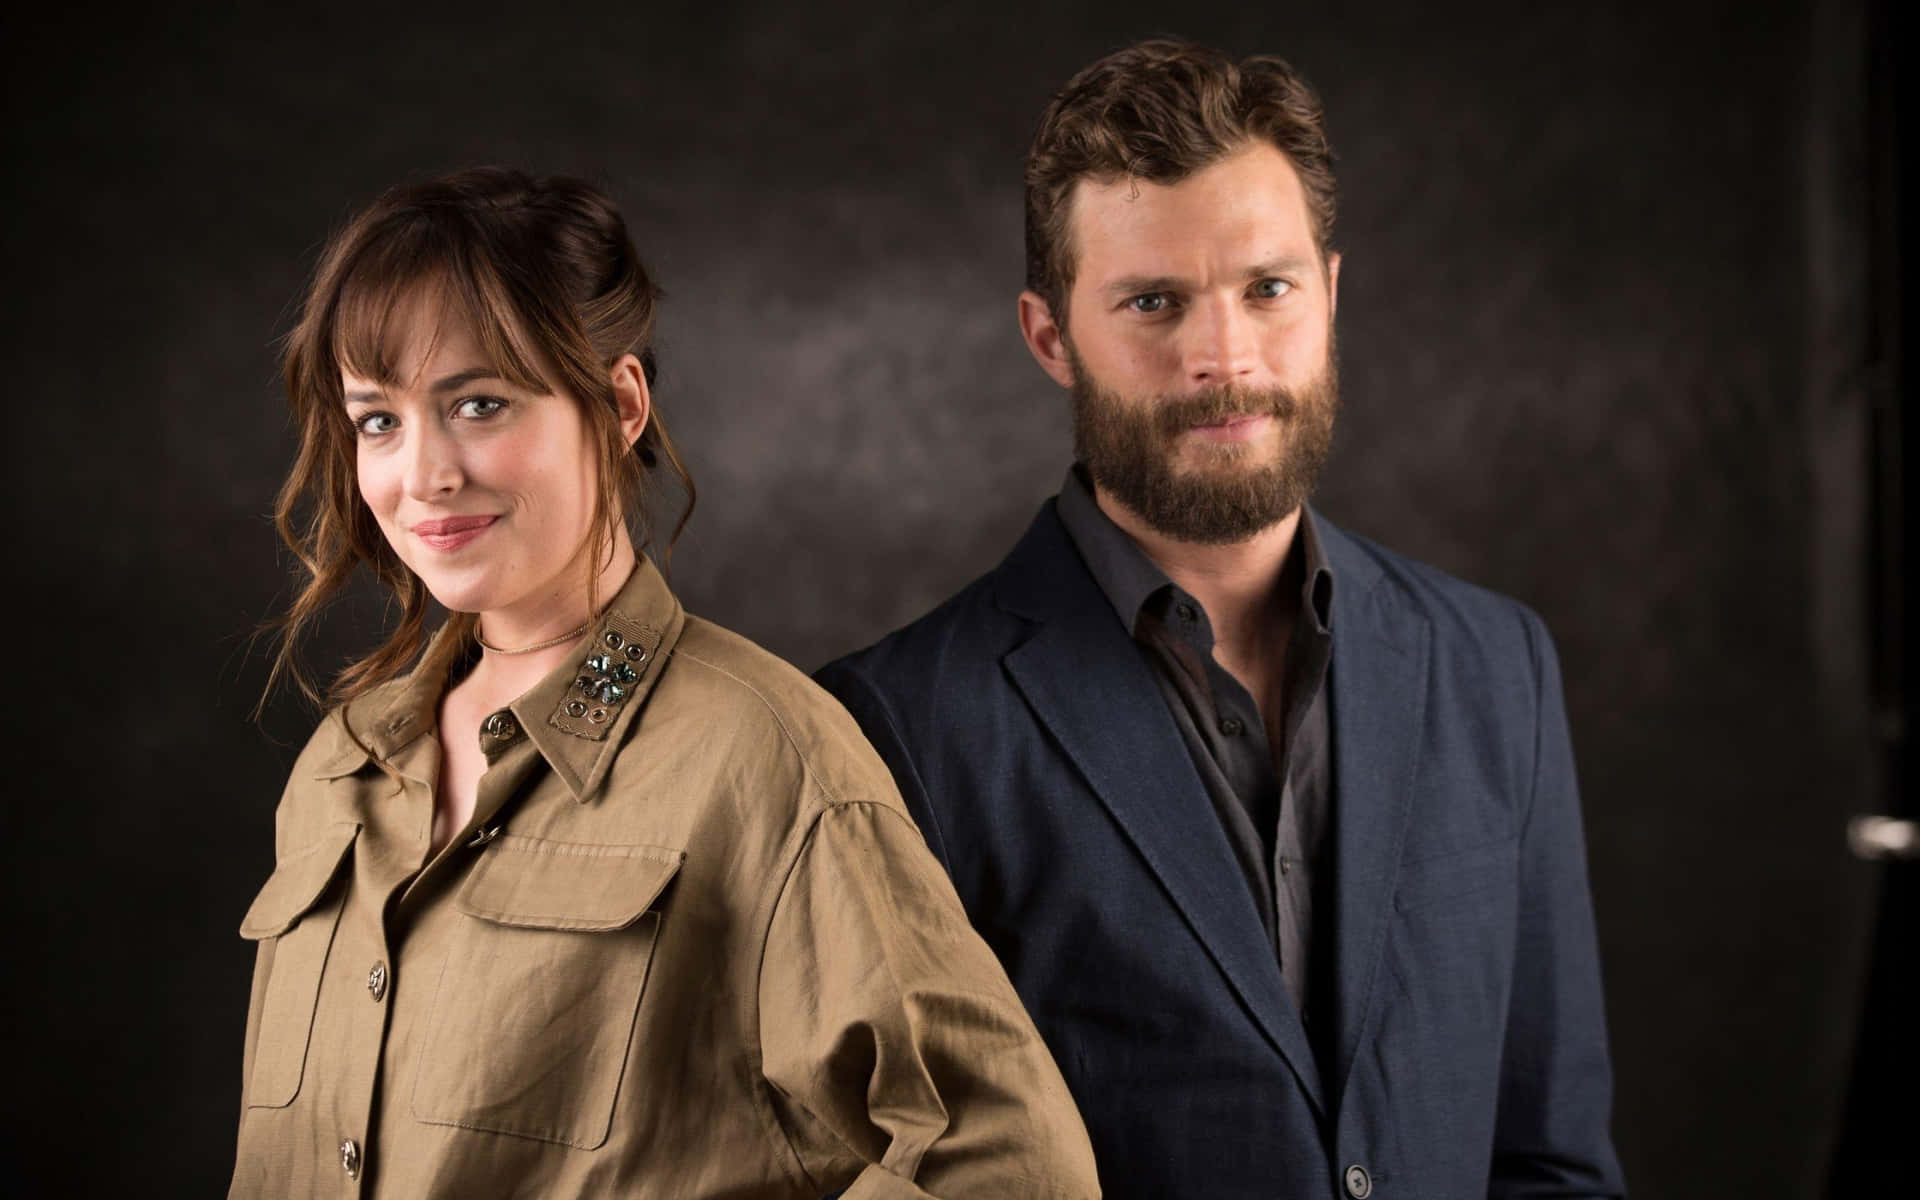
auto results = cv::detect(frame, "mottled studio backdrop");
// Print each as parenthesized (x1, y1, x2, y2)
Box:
(1, 1, 1883, 1195)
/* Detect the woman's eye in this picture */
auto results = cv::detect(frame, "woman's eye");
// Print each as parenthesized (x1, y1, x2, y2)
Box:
(1251, 278, 1293, 300)
(354, 413, 398, 436)
(456, 395, 507, 419)
(1127, 293, 1170, 314)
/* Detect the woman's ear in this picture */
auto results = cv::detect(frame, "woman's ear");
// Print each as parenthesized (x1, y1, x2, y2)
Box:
(609, 354, 651, 447)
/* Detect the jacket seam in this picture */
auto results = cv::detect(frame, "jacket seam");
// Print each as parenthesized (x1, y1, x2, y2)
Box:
(673, 647, 848, 807)
(1517, 603, 1549, 845)
(750, 795, 835, 1194)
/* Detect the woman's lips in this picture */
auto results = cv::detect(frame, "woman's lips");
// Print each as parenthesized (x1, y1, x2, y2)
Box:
(412, 514, 499, 552)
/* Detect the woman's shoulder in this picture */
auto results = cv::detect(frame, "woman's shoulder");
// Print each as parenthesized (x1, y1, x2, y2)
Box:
(656, 616, 901, 812)
(278, 674, 412, 800)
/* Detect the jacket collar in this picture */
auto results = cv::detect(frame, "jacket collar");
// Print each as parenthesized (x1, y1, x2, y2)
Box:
(323, 555, 688, 803)
(991, 499, 1327, 1115)
(991, 496, 1431, 1115)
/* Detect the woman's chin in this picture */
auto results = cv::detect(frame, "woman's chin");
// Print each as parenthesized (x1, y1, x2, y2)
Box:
(417, 577, 506, 617)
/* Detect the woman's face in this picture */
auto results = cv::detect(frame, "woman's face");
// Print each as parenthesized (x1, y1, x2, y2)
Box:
(341, 305, 603, 625)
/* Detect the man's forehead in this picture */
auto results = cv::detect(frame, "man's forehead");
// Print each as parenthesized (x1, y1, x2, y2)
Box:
(1068, 143, 1317, 280)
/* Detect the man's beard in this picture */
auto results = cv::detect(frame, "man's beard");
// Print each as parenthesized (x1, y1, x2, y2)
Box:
(1069, 345, 1340, 545)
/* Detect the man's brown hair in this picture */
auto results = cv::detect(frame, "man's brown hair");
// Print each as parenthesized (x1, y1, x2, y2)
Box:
(1024, 38, 1337, 324)
(262, 167, 695, 710)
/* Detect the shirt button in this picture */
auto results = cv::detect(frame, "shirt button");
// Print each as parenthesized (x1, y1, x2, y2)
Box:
(367, 961, 388, 1002)
(1343, 1163, 1372, 1198)
(1176, 602, 1198, 624)
(1279, 856, 1294, 876)
(1219, 716, 1245, 736)
(340, 1137, 362, 1178)
(484, 711, 516, 740)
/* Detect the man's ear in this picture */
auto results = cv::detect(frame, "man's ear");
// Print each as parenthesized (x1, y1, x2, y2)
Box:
(1326, 250, 1342, 321)
(1018, 291, 1078, 389)
(609, 353, 651, 446)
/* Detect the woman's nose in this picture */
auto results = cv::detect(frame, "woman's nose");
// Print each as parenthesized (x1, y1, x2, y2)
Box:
(401, 424, 463, 500)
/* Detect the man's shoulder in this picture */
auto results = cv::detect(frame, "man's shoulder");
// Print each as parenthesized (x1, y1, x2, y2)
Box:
(816, 563, 1015, 702)
(818, 501, 1072, 690)
(1316, 513, 1552, 684)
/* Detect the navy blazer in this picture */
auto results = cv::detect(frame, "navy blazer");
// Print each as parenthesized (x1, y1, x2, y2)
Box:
(817, 501, 1624, 1199)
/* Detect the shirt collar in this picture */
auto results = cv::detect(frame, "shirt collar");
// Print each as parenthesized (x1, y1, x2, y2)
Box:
(332, 554, 688, 803)
(1055, 463, 1336, 638)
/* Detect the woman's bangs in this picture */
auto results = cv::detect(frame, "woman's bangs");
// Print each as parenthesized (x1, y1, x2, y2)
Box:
(329, 231, 550, 395)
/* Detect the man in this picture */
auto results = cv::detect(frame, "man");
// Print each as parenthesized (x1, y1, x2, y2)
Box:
(817, 39, 1624, 1199)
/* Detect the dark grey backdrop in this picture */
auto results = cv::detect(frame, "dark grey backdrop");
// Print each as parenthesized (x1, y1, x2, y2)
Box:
(2, 1, 1882, 1195)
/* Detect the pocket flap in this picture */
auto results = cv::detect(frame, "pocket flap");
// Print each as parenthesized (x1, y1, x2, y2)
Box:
(239, 822, 360, 939)
(454, 835, 684, 932)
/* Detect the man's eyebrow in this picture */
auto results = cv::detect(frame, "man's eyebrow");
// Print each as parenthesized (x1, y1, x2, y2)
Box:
(342, 367, 502, 405)
(1100, 258, 1317, 301)
(1102, 274, 1188, 300)
(1245, 256, 1313, 279)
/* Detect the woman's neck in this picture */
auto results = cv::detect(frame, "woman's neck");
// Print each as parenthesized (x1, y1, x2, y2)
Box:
(465, 531, 640, 703)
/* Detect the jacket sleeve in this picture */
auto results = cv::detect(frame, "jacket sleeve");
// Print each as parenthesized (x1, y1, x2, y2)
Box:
(757, 798, 1100, 1199)
(1489, 609, 1627, 1198)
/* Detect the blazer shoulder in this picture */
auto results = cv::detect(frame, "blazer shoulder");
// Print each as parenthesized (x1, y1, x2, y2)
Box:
(816, 563, 1016, 697)
(1320, 515, 1554, 681)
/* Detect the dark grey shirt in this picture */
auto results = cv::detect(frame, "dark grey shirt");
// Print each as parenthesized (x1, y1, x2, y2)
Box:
(1056, 467, 1335, 1025)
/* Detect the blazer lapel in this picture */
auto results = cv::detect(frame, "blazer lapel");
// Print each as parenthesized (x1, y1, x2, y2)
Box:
(1320, 520, 1432, 1106)
(997, 505, 1327, 1117)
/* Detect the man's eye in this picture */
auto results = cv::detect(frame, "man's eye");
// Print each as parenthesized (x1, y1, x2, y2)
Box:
(1251, 278, 1293, 300)
(354, 413, 398, 436)
(455, 395, 507, 419)
(1128, 294, 1170, 314)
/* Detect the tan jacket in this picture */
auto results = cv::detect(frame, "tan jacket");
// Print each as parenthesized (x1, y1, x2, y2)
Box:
(230, 557, 1098, 1198)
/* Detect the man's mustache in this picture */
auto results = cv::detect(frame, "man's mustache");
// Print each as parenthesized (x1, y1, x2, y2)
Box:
(1153, 384, 1301, 436)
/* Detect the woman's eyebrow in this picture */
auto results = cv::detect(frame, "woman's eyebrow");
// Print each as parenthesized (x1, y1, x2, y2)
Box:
(428, 367, 503, 394)
(343, 367, 500, 405)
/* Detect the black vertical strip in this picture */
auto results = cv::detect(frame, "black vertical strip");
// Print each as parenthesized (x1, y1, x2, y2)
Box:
(1829, 0, 1913, 1191)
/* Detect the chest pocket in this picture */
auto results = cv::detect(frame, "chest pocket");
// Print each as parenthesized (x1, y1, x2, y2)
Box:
(410, 835, 684, 1150)
(238, 822, 360, 1109)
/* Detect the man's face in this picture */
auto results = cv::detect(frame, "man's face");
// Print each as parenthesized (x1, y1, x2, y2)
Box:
(1052, 142, 1340, 544)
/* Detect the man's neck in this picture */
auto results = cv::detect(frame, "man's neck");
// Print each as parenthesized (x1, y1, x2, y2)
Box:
(1092, 485, 1302, 664)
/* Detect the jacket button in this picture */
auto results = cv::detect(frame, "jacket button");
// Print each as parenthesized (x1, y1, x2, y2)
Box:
(340, 1137, 361, 1178)
(1219, 716, 1245, 736)
(1343, 1164, 1372, 1198)
(484, 712, 516, 740)
(367, 961, 388, 1002)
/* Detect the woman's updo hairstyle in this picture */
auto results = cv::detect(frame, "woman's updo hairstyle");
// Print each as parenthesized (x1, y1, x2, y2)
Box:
(265, 167, 695, 708)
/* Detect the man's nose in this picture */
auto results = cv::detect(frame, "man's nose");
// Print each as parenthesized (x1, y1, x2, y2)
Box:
(1181, 296, 1261, 386)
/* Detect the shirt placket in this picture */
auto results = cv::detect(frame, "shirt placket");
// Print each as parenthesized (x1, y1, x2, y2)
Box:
(316, 758, 433, 1196)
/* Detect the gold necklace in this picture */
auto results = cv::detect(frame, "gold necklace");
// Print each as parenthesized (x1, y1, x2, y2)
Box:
(474, 623, 588, 656)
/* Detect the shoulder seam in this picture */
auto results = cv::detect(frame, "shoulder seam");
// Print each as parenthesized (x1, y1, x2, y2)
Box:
(671, 646, 843, 809)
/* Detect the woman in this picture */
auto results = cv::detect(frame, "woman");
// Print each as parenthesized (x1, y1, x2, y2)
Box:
(233, 167, 1097, 1198)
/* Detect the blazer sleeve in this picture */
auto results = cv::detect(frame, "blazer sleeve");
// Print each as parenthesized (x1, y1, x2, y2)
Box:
(757, 798, 1100, 1199)
(1489, 608, 1627, 1198)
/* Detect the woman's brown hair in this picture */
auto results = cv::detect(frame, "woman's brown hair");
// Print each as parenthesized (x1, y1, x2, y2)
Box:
(262, 167, 695, 710)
